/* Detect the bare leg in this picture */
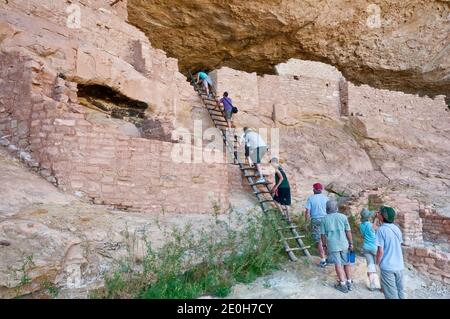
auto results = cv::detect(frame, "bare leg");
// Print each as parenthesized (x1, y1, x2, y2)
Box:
(256, 163, 264, 179)
(248, 156, 253, 167)
(283, 205, 291, 221)
(318, 240, 326, 260)
(335, 265, 348, 282)
(227, 119, 232, 129)
(344, 264, 352, 282)
(203, 80, 209, 96)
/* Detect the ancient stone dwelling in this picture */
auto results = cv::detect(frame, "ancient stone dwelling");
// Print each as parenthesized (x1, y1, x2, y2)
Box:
(0, 0, 449, 295)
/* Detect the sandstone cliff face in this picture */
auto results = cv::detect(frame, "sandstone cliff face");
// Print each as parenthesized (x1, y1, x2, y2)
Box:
(211, 66, 450, 216)
(1, 0, 450, 298)
(128, 0, 450, 97)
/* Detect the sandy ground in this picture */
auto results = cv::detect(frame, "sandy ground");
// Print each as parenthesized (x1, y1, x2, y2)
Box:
(227, 256, 450, 299)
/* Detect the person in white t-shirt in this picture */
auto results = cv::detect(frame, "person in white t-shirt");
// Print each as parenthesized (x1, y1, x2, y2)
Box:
(242, 127, 267, 184)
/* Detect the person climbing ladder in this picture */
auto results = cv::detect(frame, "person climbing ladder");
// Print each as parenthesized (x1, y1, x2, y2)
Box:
(218, 92, 234, 129)
(242, 127, 267, 184)
(196, 71, 214, 97)
(270, 157, 292, 221)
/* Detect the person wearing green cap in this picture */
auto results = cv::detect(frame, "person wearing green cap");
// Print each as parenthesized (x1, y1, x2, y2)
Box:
(359, 208, 380, 291)
(375, 205, 405, 299)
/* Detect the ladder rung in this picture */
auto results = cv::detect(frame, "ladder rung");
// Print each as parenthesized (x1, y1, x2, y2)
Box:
(285, 246, 310, 252)
(240, 167, 257, 171)
(254, 191, 272, 195)
(277, 225, 298, 230)
(248, 181, 270, 186)
(259, 199, 275, 204)
(244, 173, 269, 178)
(213, 119, 228, 123)
(283, 236, 306, 240)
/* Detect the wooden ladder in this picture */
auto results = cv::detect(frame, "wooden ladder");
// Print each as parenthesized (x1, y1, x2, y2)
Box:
(188, 73, 311, 261)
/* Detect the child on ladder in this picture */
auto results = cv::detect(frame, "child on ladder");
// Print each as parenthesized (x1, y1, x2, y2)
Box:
(269, 157, 292, 222)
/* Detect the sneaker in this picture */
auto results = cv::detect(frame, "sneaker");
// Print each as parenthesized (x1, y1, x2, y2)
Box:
(368, 280, 378, 291)
(334, 283, 349, 293)
(255, 177, 266, 184)
(346, 280, 353, 291)
(319, 260, 327, 268)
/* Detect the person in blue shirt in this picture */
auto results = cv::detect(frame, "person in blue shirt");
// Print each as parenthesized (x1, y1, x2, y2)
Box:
(304, 183, 329, 267)
(196, 71, 214, 97)
(359, 208, 380, 291)
(375, 205, 405, 299)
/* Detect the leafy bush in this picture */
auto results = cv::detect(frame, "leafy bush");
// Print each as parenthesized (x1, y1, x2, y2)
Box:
(93, 208, 286, 299)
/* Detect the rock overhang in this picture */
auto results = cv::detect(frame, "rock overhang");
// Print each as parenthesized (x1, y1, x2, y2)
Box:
(127, 0, 450, 98)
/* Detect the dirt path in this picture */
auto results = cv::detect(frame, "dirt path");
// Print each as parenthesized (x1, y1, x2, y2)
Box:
(227, 256, 450, 299)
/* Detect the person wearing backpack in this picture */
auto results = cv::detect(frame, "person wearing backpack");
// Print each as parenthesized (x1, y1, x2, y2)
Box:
(218, 92, 236, 129)
(375, 205, 405, 299)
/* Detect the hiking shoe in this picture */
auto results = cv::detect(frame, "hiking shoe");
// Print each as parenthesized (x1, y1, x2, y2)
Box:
(255, 178, 266, 184)
(368, 281, 378, 291)
(346, 280, 353, 291)
(334, 283, 349, 293)
(319, 260, 328, 268)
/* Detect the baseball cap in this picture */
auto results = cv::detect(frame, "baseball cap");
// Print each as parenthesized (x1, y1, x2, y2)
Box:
(379, 205, 396, 223)
(313, 183, 323, 191)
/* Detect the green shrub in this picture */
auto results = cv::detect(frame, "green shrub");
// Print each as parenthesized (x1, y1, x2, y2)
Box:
(94, 209, 286, 299)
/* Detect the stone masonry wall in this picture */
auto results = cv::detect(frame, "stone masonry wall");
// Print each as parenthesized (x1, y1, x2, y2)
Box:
(210, 66, 341, 128)
(0, 51, 33, 156)
(404, 247, 450, 285)
(420, 209, 450, 244)
(347, 83, 449, 142)
(0, 54, 229, 213)
(0, 1, 230, 214)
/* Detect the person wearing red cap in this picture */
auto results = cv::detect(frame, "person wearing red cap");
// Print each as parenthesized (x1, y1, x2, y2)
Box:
(304, 182, 329, 267)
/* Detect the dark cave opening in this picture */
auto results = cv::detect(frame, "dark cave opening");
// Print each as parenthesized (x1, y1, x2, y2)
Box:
(77, 84, 173, 141)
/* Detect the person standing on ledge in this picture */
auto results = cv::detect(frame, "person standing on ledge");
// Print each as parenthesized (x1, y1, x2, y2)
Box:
(196, 71, 213, 97)
(375, 205, 405, 299)
(304, 183, 329, 267)
(218, 92, 234, 129)
(242, 127, 267, 184)
(320, 199, 354, 293)
(269, 157, 291, 222)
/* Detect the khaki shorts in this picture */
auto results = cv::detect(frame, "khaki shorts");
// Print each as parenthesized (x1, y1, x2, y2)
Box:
(328, 250, 350, 266)
(249, 146, 267, 164)
(225, 109, 233, 120)
(311, 218, 323, 243)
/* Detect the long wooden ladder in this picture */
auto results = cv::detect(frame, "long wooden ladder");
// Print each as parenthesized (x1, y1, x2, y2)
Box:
(188, 73, 311, 261)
